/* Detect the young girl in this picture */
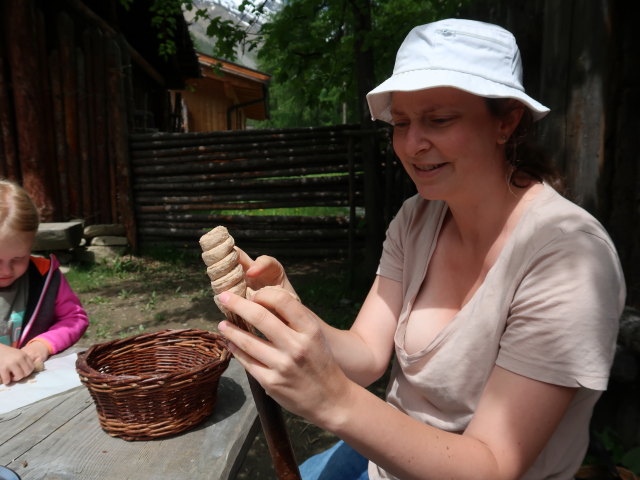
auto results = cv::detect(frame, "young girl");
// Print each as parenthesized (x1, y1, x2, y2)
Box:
(0, 179, 88, 385)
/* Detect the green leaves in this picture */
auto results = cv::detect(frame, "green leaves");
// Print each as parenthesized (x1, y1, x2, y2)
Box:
(121, 0, 469, 122)
(255, 0, 470, 127)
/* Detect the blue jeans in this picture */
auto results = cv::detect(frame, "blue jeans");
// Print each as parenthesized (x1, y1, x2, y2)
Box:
(299, 440, 369, 480)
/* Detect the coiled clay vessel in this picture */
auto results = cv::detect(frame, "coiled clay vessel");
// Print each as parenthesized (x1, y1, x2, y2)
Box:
(199, 226, 250, 330)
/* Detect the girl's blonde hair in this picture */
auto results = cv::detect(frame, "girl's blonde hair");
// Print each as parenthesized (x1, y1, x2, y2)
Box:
(0, 179, 40, 233)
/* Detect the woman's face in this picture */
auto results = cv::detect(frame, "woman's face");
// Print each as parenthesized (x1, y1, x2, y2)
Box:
(0, 230, 34, 288)
(390, 87, 508, 202)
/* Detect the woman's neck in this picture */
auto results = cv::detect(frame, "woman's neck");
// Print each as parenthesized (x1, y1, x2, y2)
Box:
(445, 180, 542, 252)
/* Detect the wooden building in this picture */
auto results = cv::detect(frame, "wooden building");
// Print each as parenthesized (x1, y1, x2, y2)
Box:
(0, 0, 199, 246)
(173, 53, 271, 132)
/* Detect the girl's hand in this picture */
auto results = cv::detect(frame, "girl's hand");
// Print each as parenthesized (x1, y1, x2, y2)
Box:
(217, 287, 352, 427)
(235, 248, 299, 300)
(22, 340, 50, 365)
(0, 343, 36, 384)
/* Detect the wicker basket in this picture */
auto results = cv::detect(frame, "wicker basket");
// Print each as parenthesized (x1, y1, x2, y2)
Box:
(76, 329, 231, 441)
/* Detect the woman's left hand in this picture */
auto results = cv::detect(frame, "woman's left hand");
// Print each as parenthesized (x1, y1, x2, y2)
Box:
(217, 286, 353, 426)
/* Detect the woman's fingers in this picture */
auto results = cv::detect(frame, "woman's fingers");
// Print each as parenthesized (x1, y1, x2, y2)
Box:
(236, 248, 287, 285)
(219, 321, 272, 376)
(218, 288, 311, 341)
(235, 247, 254, 271)
(217, 291, 292, 346)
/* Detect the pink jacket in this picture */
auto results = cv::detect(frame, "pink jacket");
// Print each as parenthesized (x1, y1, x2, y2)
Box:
(18, 255, 89, 354)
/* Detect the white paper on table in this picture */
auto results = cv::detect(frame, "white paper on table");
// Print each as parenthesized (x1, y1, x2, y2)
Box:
(0, 353, 81, 414)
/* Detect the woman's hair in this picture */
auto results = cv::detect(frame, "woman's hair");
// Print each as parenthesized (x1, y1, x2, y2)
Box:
(486, 98, 564, 193)
(0, 179, 40, 234)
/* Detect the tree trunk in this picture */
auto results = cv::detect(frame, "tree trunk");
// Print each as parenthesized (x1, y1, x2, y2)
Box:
(353, 0, 383, 284)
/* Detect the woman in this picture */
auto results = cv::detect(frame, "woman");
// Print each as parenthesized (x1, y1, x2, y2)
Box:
(216, 19, 625, 479)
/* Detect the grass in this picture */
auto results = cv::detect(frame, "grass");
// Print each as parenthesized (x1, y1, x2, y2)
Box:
(65, 256, 146, 293)
(212, 206, 353, 216)
(66, 249, 364, 343)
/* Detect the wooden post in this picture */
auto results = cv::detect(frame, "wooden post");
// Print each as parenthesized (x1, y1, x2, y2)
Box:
(0, 40, 18, 180)
(58, 11, 81, 218)
(89, 27, 110, 223)
(76, 47, 93, 220)
(106, 35, 138, 250)
(49, 48, 70, 218)
(4, 0, 55, 218)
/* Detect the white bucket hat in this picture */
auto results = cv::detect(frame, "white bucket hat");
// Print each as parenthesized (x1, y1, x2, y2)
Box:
(366, 18, 550, 123)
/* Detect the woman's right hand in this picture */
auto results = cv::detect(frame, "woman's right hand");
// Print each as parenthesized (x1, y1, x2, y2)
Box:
(0, 343, 35, 384)
(235, 247, 299, 300)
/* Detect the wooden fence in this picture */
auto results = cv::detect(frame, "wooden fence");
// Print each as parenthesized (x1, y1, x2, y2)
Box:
(129, 125, 407, 258)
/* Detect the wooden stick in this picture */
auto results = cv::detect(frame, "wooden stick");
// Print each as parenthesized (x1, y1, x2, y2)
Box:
(229, 313, 301, 480)
(200, 228, 301, 479)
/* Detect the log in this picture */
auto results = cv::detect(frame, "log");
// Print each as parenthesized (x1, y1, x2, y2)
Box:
(139, 227, 352, 240)
(129, 124, 359, 147)
(35, 3, 61, 219)
(137, 213, 355, 225)
(134, 190, 355, 206)
(58, 11, 81, 217)
(105, 38, 119, 223)
(0, 40, 18, 180)
(130, 139, 348, 159)
(90, 27, 110, 223)
(132, 164, 358, 184)
(132, 153, 351, 176)
(106, 34, 137, 249)
(138, 222, 362, 234)
(134, 174, 352, 193)
(76, 47, 92, 219)
(5, 0, 54, 217)
(49, 49, 70, 218)
(83, 27, 98, 219)
(135, 199, 354, 212)
(138, 239, 356, 258)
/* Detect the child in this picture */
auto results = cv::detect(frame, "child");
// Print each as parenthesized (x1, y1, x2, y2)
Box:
(0, 179, 88, 385)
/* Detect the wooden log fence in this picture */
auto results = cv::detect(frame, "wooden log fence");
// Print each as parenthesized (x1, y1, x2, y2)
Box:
(130, 125, 371, 258)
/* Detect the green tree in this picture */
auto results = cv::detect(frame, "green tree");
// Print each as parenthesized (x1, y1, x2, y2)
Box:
(254, 0, 469, 128)
(119, 0, 265, 60)
(123, 0, 468, 126)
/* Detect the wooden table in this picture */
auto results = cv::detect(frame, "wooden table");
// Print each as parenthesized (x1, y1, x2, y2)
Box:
(0, 358, 258, 480)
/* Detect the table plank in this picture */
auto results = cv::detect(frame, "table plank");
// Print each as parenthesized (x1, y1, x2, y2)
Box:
(0, 359, 258, 480)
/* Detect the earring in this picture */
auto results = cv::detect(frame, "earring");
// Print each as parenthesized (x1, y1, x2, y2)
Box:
(498, 135, 508, 144)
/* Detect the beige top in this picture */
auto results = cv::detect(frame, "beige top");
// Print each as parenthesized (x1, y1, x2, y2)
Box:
(370, 184, 625, 480)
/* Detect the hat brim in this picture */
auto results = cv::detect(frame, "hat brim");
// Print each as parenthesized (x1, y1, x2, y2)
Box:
(366, 69, 550, 123)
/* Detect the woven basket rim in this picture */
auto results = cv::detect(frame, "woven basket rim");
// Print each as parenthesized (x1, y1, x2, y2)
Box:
(76, 328, 230, 383)
(76, 328, 231, 441)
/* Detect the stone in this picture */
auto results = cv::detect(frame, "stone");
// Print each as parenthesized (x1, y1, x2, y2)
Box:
(619, 307, 640, 355)
(84, 224, 126, 238)
(611, 345, 639, 383)
(33, 220, 84, 251)
(90, 235, 129, 246)
(84, 245, 128, 262)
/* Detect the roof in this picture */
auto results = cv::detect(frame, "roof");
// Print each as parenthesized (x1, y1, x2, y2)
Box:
(197, 52, 271, 120)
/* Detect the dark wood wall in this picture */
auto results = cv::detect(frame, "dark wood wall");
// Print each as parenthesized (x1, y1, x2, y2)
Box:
(465, 0, 640, 454)
(465, 0, 640, 308)
(0, 0, 198, 249)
